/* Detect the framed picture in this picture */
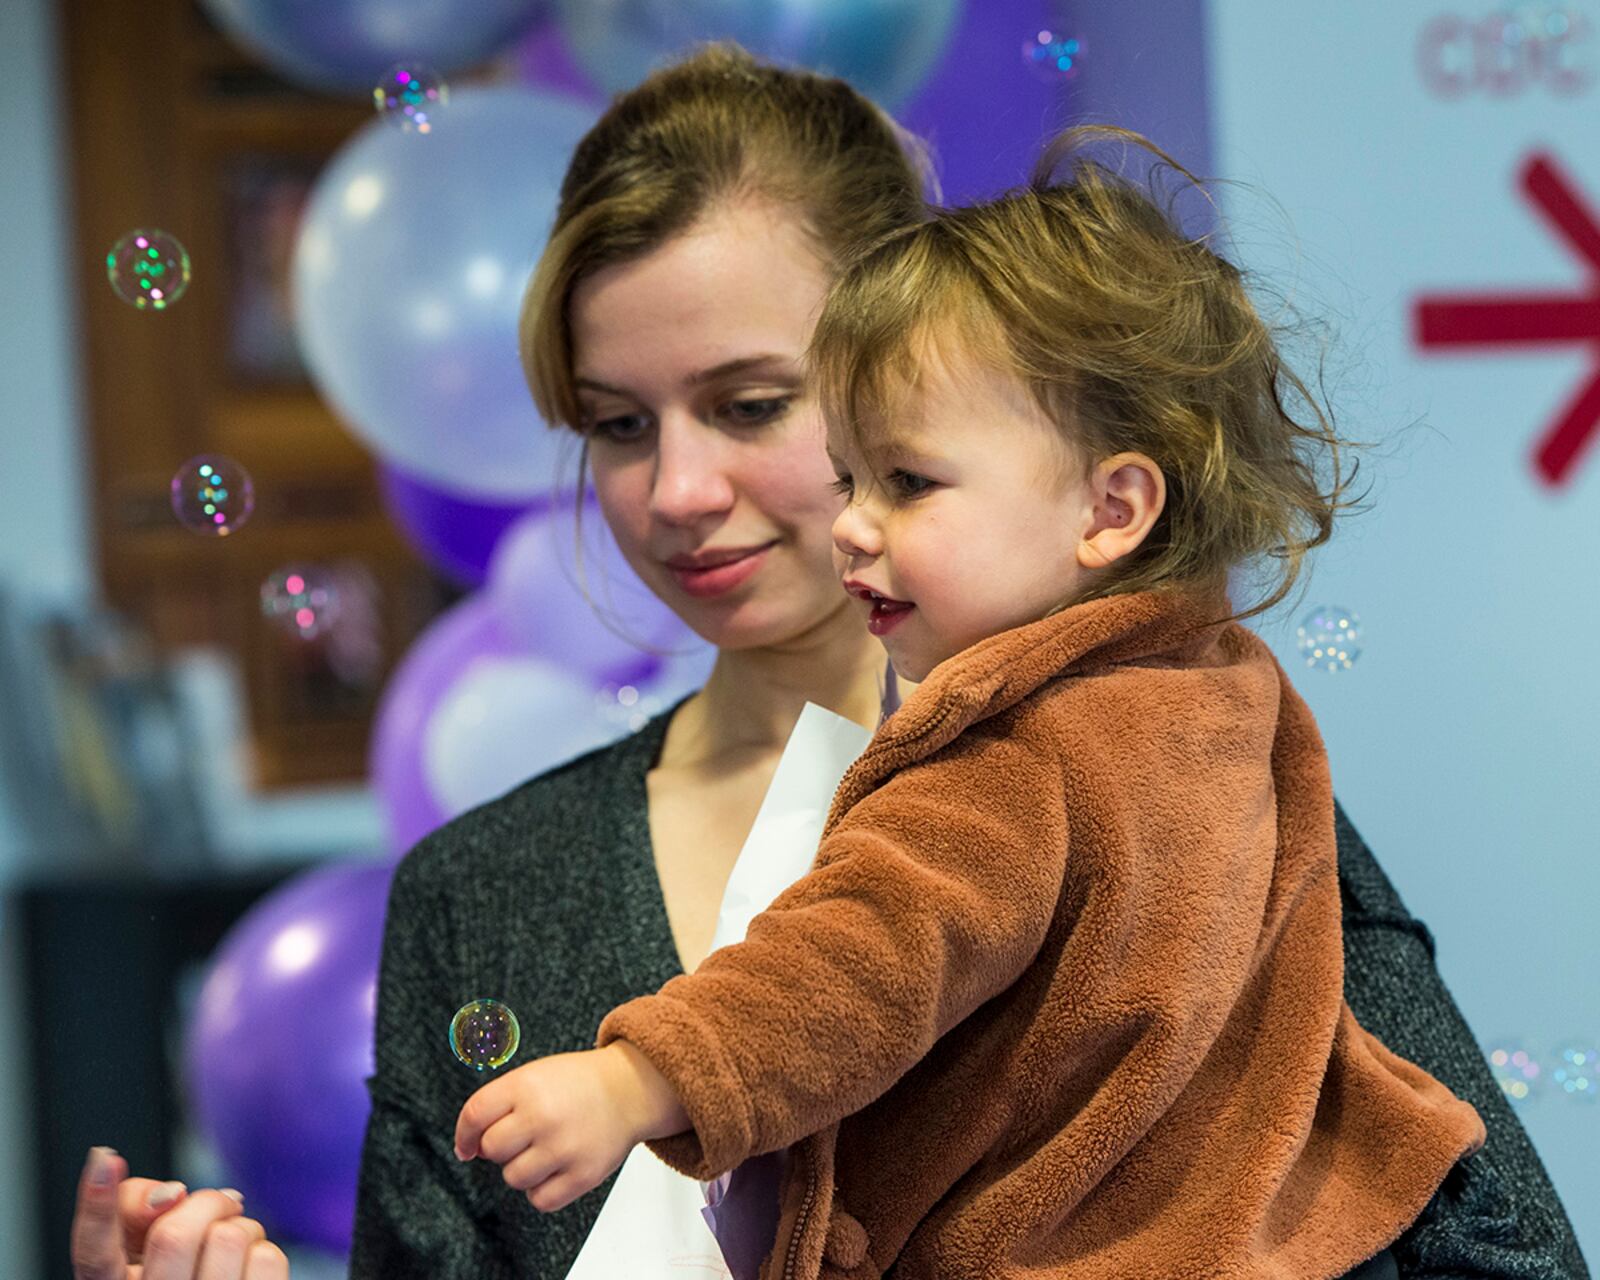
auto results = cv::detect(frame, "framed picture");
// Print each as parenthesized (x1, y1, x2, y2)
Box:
(223, 155, 317, 384)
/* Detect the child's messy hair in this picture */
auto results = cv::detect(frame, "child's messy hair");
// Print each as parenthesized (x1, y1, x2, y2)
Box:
(809, 125, 1368, 625)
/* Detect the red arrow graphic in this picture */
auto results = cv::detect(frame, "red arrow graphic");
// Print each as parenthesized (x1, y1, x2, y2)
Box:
(1414, 152, 1600, 487)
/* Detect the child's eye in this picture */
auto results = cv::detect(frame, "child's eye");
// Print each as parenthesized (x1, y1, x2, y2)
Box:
(721, 396, 794, 427)
(587, 413, 651, 443)
(829, 474, 854, 497)
(888, 469, 935, 498)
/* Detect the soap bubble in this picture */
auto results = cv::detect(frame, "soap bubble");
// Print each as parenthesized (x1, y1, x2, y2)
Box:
(596, 681, 665, 735)
(1296, 605, 1362, 672)
(374, 63, 448, 133)
(260, 565, 341, 640)
(170, 455, 254, 536)
(1487, 1040, 1543, 1102)
(1023, 28, 1084, 82)
(1551, 1042, 1599, 1101)
(450, 997, 521, 1071)
(106, 229, 191, 310)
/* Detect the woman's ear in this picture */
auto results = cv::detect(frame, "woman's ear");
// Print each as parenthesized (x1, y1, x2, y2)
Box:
(1076, 453, 1166, 571)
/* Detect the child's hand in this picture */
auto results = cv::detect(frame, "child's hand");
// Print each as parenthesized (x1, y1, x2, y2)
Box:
(453, 1043, 690, 1212)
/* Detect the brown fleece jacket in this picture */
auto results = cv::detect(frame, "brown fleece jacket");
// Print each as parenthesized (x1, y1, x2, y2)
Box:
(596, 587, 1485, 1280)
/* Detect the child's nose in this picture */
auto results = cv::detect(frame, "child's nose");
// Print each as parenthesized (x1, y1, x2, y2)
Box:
(831, 498, 881, 560)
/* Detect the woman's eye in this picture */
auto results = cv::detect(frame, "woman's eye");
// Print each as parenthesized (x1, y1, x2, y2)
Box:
(722, 396, 793, 427)
(889, 469, 935, 498)
(589, 413, 651, 443)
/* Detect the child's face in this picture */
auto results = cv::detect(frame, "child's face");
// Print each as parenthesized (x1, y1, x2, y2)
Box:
(827, 349, 1099, 682)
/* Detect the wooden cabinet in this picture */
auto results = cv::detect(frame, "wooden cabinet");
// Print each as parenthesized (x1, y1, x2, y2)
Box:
(59, 0, 456, 786)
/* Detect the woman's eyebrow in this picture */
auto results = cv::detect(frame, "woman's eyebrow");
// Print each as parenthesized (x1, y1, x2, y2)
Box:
(575, 354, 800, 401)
(685, 353, 798, 385)
(574, 375, 633, 398)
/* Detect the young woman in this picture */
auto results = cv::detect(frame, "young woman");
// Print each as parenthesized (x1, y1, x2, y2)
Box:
(72, 44, 1586, 1280)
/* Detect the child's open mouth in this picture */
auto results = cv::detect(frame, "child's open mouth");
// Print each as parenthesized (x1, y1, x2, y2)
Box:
(844, 580, 915, 636)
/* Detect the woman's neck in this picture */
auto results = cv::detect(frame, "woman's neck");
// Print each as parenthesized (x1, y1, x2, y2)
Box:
(662, 604, 910, 771)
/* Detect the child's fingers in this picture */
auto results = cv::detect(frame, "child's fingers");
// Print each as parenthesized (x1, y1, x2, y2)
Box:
(501, 1143, 566, 1195)
(455, 1080, 516, 1161)
(524, 1169, 589, 1214)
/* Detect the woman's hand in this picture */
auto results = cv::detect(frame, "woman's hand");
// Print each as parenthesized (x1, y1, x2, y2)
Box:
(453, 1043, 690, 1213)
(70, 1147, 289, 1280)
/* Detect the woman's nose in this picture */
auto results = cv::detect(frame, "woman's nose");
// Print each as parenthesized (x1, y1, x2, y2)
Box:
(649, 412, 736, 527)
(831, 495, 881, 561)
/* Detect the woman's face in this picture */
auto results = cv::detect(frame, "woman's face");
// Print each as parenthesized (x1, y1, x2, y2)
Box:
(570, 200, 852, 651)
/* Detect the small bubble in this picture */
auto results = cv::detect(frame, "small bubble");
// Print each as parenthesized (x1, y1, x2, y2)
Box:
(1487, 1038, 1543, 1103)
(261, 564, 341, 640)
(450, 998, 521, 1071)
(374, 62, 448, 133)
(1551, 1042, 1599, 1102)
(1022, 28, 1085, 83)
(107, 229, 191, 310)
(170, 455, 254, 536)
(1296, 605, 1362, 672)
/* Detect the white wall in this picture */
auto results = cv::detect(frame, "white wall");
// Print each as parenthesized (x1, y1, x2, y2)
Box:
(0, 0, 89, 1267)
(1210, 0, 1599, 1256)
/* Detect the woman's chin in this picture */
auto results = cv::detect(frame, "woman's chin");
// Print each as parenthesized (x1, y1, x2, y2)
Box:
(679, 591, 849, 653)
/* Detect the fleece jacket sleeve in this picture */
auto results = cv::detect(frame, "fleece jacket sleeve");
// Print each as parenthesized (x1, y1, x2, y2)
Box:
(596, 716, 1071, 1180)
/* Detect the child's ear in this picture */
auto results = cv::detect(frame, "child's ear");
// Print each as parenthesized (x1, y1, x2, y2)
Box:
(1076, 453, 1166, 571)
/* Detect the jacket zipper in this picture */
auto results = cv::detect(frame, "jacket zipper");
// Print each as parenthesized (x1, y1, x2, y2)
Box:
(781, 1153, 818, 1280)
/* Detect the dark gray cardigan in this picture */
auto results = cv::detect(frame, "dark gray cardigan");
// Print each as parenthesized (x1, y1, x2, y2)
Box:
(349, 705, 1589, 1279)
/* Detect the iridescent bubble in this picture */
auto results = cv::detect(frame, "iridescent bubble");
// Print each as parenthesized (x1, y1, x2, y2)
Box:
(170, 455, 254, 537)
(596, 681, 664, 734)
(1296, 605, 1362, 672)
(106, 229, 191, 310)
(1487, 1040, 1543, 1103)
(1551, 1042, 1599, 1102)
(374, 63, 448, 133)
(1022, 28, 1084, 82)
(260, 565, 341, 640)
(450, 997, 521, 1071)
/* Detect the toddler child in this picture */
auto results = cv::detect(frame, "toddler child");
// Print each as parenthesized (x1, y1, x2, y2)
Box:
(452, 128, 1485, 1280)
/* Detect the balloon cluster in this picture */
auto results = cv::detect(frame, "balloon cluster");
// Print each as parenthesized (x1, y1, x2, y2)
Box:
(174, 0, 963, 1257)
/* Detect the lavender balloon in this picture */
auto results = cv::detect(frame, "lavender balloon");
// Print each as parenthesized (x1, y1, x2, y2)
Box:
(368, 593, 515, 855)
(183, 861, 393, 1253)
(292, 86, 596, 497)
(487, 498, 697, 685)
(200, 0, 549, 93)
(554, 0, 961, 108)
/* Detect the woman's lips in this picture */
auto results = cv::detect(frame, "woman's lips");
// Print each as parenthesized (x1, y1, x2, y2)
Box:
(666, 544, 775, 597)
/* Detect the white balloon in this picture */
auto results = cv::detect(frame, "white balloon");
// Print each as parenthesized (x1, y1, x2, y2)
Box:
(293, 87, 597, 498)
(424, 656, 619, 815)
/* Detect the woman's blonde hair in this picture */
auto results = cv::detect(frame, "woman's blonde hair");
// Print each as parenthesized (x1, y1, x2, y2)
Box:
(520, 42, 932, 433)
(811, 126, 1367, 626)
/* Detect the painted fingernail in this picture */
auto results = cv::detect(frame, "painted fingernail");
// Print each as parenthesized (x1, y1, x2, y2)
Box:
(89, 1147, 118, 1187)
(147, 1181, 186, 1209)
(221, 1188, 245, 1204)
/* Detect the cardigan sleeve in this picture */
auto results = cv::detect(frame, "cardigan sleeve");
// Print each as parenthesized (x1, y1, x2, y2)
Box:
(597, 720, 1071, 1180)
(1334, 801, 1591, 1280)
(348, 850, 525, 1280)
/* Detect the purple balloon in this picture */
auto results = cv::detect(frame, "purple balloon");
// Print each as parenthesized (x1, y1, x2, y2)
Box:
(514, 13, 605, 102)
(487, 499, 695, 684)
(183, 861, 393, 1253)
(379, 463, 549, 588)
(368, 592, 526, 856)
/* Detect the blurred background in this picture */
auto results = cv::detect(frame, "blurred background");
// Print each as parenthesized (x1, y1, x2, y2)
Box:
(0, 0, 1593, 1275)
